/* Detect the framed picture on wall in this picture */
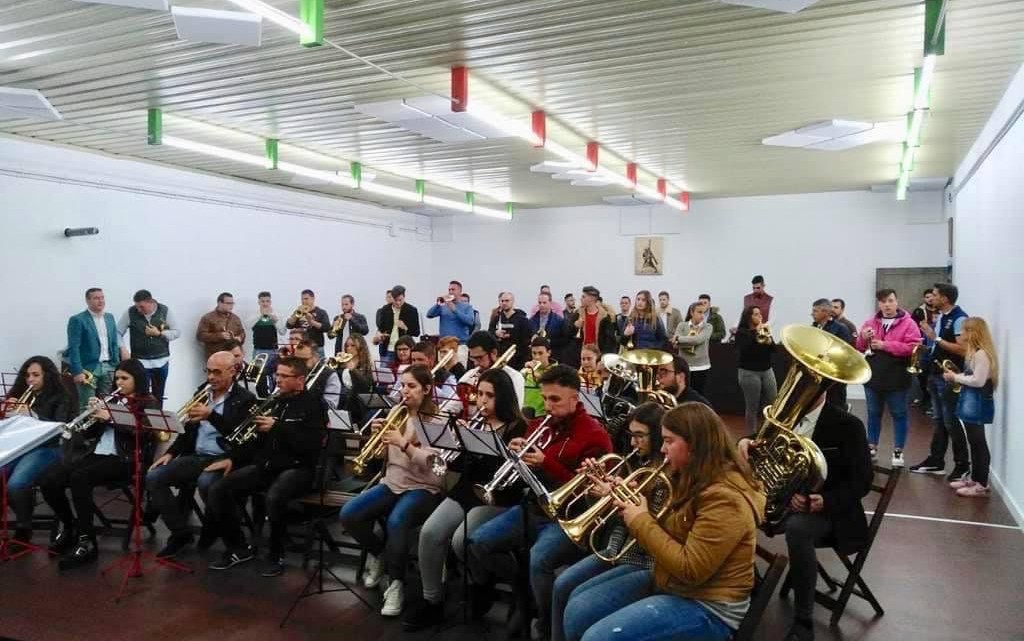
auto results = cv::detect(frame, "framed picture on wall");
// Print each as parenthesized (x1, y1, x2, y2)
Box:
(634, 236, 664, 275)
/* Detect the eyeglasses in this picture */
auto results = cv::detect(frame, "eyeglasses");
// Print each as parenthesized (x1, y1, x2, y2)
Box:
(656, 368, 674, 376)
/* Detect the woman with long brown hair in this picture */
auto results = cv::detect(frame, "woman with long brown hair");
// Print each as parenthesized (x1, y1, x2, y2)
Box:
(945, 316, 1000, 497)
(621, 290, 668, 350)
(563, 402, 765, 641)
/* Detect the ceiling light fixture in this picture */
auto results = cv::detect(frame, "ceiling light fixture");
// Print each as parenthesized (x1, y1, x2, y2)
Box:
(221, 0, 312, 39)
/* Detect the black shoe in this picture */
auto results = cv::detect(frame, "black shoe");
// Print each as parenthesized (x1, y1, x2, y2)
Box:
(909, 458, 945, 474)
(209, 544, 256, 571)
(470, 584, 496, 620)
(947, 466, 970, 483)
(402, 598, 445, 631)
(156, 532, 195, 559)
(58, 536, 98, 571)
(13, 527, 33, 543)
(196, 527, 218, 552)
(784, 620, 814, 641)
(260, 554, 285, 578)
(49, 522, 76, 554)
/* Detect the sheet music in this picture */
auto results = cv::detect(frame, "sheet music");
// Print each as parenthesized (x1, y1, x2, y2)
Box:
(0, 416, 63, 467)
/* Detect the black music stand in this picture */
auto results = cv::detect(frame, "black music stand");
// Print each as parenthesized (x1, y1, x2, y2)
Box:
(100, 406, 192, 602)
(280, 411, 372, 628)
(580, 389, 605, 421)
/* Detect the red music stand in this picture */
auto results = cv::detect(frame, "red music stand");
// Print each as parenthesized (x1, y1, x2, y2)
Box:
(100, 405, 192, 602)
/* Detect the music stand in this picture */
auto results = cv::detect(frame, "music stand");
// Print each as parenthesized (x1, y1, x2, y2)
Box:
(0, 415, 63, 562)
(280, 408, 372, 628)
(100, 406, 192, 602)
(580, 389, 605, 420)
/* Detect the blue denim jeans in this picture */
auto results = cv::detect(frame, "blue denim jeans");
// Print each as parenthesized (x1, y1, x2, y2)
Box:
(564, 567, 732, 641)
(864, 387, 910, 449)
(338, 483, 441, 581)
(552, 555, 631, 641)
(1, 445, 62, 490)
(469, 505, 586, 630)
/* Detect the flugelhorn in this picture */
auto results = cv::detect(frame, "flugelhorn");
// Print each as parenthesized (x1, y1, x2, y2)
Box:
(545, 448, 638, 519)
(941, 359, 962, 393)
(906, 343, 925, 374)
(557, 460, 673, 563)
(327, 314, 347, 339)
(289, 305, 312, 324)
(219, 389, 280, 449)
(474, 415, 554, 505)
(352, 403, 409, 476)
(756, 323, 773, 345)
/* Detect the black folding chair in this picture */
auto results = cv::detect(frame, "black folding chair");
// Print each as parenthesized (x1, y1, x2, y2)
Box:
(733, 545, 789, 641)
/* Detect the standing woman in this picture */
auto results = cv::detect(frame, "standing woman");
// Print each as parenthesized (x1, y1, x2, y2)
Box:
(621, 290, 668, 350)
(37, 358, 157, 570)
(735, 306, 778, 436)
(339, 364, 445, 617)
(563, 403, 766, 641)
(945, 317, 999, 497)
(0, 356, 77, 542)
(674, 302, 714, 395)
(403, 368, 528, 631)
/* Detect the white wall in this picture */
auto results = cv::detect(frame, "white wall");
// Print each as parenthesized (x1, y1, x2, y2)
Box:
(951, 63, 1024, 525)
(0, 136, 434, 407)
(435, 191, 948, 350)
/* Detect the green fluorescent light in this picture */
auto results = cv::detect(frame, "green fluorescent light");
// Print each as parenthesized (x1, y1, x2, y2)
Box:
(907, 109, 925, 147)
(900, 144, 916, 173)
(896, 172, 909, 201)
(914, 55, 937, 110)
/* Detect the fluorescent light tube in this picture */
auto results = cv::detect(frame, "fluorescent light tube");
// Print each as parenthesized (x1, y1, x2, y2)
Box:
(914, 55, 937, 110)
(278, 161, 356, 188)
(222, 0, 312, 39)
(163, 136, 267, 167)
(473, 205, 513, 221)
(907, 109, 925, 147)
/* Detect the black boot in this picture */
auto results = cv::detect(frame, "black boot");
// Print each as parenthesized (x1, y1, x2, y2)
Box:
(156, 532, 195, 559)
(58, 535, 98, 571)
(49, 521, 76, 555)
(402, 598, 445, 631)
(14, 527, 34, 543)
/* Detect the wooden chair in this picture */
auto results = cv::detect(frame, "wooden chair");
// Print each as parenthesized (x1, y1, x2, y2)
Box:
(733, 545, 789, 641)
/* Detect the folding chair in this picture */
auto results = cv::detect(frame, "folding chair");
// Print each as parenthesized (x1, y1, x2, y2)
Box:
(734, 545, 789, 641)
(781, 465, 902, 628)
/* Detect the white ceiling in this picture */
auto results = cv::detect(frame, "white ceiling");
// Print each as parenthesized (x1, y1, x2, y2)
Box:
(0, 0, 1022, 213)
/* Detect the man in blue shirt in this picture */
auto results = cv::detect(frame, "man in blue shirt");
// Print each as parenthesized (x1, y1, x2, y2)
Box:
(427, 280, 477, 365)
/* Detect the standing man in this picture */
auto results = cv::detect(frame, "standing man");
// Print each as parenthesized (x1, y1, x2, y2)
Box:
(656, 291, 684, 339)
(329, 294, 369, 356)
(488, 292, 531, 369)
(118, 289, 180, 407)
(66, 287, 120, 409)
(529, 285, 565, 319)
(374, 285, 420, 365)
(615, 296, 631, 338)
(743, 275, 774, 322)
(563, 286, 618, 365)
(374, 290, 394, 361)
(911, 283, 970, 480)
(698, 294, 727, 342)
(830, 299, 858, 345)
(286, 290, 330, 357)
(811, 298, 853, 409)
(530, 292, 565, 345)
(249, 291, 285, 362)
(563, 293, 577, 318)
(427, 281, 477, 365)
(197, 293, 245, 359)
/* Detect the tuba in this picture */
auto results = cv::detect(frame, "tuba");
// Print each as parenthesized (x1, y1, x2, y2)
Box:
(352, 403, 409, 476)
(941, 360, 962, 393)
(558, 460, 674, 563)
(748, 325, 871, 533)
(906, 343, 925, 374)
(621, 349, 678, 410)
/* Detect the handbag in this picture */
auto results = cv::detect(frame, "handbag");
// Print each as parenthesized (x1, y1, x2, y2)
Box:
(956, 383, 995, 424)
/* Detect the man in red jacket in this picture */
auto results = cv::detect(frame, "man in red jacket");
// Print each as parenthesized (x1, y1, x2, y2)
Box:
(467, 365, 612, 638)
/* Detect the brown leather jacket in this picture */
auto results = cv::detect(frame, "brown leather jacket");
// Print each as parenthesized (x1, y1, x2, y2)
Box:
(628, 469, 765, 603)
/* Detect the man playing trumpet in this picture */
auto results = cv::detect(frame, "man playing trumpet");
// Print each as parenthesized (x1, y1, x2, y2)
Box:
(286, 289, 331, 358)
(328, 294, 369, 356)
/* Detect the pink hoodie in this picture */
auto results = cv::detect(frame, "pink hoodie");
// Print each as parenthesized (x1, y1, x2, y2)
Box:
(855, 309, 921, 356)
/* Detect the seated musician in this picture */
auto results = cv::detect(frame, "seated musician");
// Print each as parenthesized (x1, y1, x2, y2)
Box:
(294, 339, 342, 410)
(577, 343, 604, 392)
(563, 403, 766, 641)
(551, 402, 667, 641)
(0, 355, 76, 543)
(458, 331, 526, 409)
(656, 355, 712, 407)
(145, 351, 256, 559)
(522, 336, 556, 418)
(339, 333, 375, 425)
(466, 365, 612, 636)
(403, 369, 528, 631)
(205, 357, 325, 577)
(738, 393, 872, 641)
(437, 335, 467, 380)
(38, 359, 157, 570)
(409, 341, 462, 416)
(339, 365, 445, 617)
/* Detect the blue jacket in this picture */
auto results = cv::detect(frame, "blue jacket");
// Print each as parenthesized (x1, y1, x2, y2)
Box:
(427, 301, 477, 343)
(67, 310, 120, 375)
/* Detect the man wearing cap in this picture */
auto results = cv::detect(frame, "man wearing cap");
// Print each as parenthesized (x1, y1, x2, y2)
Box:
(561, 286, 618, 367)
(118, 289, 180, 407)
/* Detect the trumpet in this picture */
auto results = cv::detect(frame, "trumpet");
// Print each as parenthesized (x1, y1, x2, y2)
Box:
(756, 323, 773, 345)
(61, 388, 124, 439)
(289, 305, 312, 324)
(80, 370, 96, 388)
(306, 352, 354, 389)
(176, 384, 212, 423)
(327, 314, 347, 339)
(241, 354, 269, 384)
(558, 460, 673, 563)
(5, 387, 37, 416)
(545, 448, 638, 519)
(941, 359, 962, 393)
(219, 389, 280, 449)
(474, 415, 554, 505)
(680, 326, 699, 355)
(906, 343, 925, 374)
(352, 403, 409, 476)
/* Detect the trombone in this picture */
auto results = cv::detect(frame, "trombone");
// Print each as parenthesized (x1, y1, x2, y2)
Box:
(545, 448, 638, 519)
(306, 352, 354, 389)
(474, 414, 554, 505)
(241, 354, 268, 385)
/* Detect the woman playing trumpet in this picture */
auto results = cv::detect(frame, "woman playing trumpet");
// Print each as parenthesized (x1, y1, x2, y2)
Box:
(402, 368, 527, 631)
(734, 305, 778, 436)
(339, 364, 445, 618)
(563, 403, 766, 641)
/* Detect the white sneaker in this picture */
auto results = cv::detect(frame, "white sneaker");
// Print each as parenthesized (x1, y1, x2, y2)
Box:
(363, 553, 384, 589)
(869, 445, 878, 462)
(891, 450, 905, 467)
(381, 579, 404, 617)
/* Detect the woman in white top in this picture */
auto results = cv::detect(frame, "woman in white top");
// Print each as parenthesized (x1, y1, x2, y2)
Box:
(944, 317, 1000, 497)
(673, 302, 714, 395)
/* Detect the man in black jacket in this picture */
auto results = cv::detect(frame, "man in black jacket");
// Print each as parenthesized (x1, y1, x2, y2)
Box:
(488, 292, 532, 369)
(656, 355, 713, 408)
(206, 357, 326, 577)
(811, 298, 853, 409)
(286, 289, 332, 357)
(740, 395, 872, 641)
(373, 284, 420, 365)
(146, 351, 256, 558)
(329, 294, 369, 356)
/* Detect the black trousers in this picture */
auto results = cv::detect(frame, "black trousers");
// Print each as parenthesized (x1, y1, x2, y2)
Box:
(781, 512, 833, 620)
(689, 369, 709, 395)
(205, 464, 313, 556)
(38, 453, 131, 537)
(826, 383, 848, 409)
